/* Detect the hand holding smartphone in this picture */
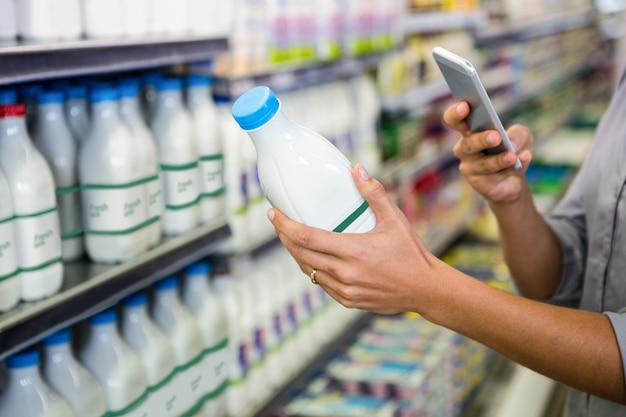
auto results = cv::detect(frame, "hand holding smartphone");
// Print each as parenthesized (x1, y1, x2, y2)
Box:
(432, 46, 522, 171)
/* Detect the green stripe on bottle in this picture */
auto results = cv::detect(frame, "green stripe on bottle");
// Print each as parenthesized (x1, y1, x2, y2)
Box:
(85, 215, 160, 236)
(61, 229, 83, 239)
(56, 186, 80, 195)
(160, 162, 199, 171)
(332, 201, 370, 233)
(82, 175, 159, 190)
(0, 216, 13, 225)
(181, 381, 228, 417)
(165, 195, 202, 211)
(13, 207, 57, 219)
(199, 154, 224, 162)
(20, 257, 61, 273)
(201, 187, 226, 198)
(102, 389, 149, 417)
(0, 269, 19, 282)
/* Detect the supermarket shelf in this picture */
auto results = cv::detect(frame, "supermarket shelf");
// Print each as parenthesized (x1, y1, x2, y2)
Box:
(381, 80, 450, 114)
(0, 219, 230, 361)
(472, 8, 596, 45)
(0, 35, 229, 86)
(403, 10, 488, 35)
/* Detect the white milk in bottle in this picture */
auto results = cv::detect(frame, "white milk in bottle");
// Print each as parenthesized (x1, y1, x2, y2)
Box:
(0, 93, 63, 302)
(32, 90, 84, 263)
(15, 0, 59, 41)
(0, 349, 77, 417)
(0, 0, 17, 40)
(184, 75, 226, 225)
(182, 261, 229, 416)
(41, 329, 107, 417)
(152, 276, 204, 415)
(121, 291, 179, 417)
(150, 77, 200, 236)
(79, 308, 149, 416)
(121, 0, 150, 37)
(54, 0, 82, 40)
(0, 90, 21, 312)
(79, 85, 149, 263)
(64, 84, 91, 144)
(119, 77, 163, 249)
(232, 86, 376, 232)
(81, 0, 123, 39)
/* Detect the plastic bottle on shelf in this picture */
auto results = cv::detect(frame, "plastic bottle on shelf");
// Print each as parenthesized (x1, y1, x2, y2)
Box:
(119, 78, 163, 249)
(150, 0, 168, 35)
(64, 84, 91, 144)
(0, 91, 63, 302)
(0, 349, 77, 417)
(41, 329, 107, 417)
(79, 308, 149, 415)
(15, 0, 59, 41)
(150, 77, 200, 237)
(184, 75, 226, 225)
(32, 90, 84, 263)
(0, 0, 17, 40)
(152, 276, 205, 415)
(232, 86, 376, 233)
(162, 0, 190, 34)
(139, 72, 163, 125)
(79, 85, 149, 264)
(121, 0, 150, 37)
(54, 0, 82, 40)
(348, 74, 383, 176)
(187, 0, 212, 35)
(182, 261, 229, 417)
(81, 0, 123, 39)
(19, 83, 43, 133)
(120, 291, 180, 417)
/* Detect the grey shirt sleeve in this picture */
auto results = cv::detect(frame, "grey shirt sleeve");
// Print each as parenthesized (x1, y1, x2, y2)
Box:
(605, 310, 626, 381)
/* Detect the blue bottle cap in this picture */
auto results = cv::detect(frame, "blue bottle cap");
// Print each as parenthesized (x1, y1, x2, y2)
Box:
(90, 308, 117, 325)
(36, 90, 64, 104)
(122, 291, 148, 307)
(42, 328, 71, 346)
(140, 72, 163, 86)
(232, 86, 280, 131)
(6, 349, 40, 369)
(19, 83, 43, 100)
(185, 74, 212, 88)
(154, 275, 179, 291)
(118, 77, 140, 98)
(185, 261, 211, 277)
(0, 89, 18, 105)
(156, 77, 183, 92)
(66, 84, 88, 100)
(90, 86, 118, 103)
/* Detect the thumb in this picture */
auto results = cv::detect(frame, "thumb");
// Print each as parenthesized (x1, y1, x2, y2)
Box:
(352, 164, 398, 222)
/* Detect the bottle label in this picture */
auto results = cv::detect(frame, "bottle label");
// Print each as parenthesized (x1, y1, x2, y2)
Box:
(199, 154, 225, 198)
(175, 349, 206, 415)
(81, 177, 154, 235)
(14, 208, 62, 271)
(332, 200, 370, 233)
(0, 217, 19, 281)
(187, 338, 229, 414)
(160, 163, 200, 210)
(146, 369, 178, 417)
(146, 175, 163, 220)
(102, 390, 149, 417)
(56, 186, 83, 240)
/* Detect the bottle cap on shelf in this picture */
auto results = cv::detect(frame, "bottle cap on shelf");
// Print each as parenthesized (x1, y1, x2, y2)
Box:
(232, 86, 280, 131)
(42, 328, 71, 346)
(156, 77, 183, 92)
(36, 90, 64, 104)
(118, 77, 140, 98)
(185, 261, 211, 277)
(122, 291, 148, 307)
(90, 308, 117, 325)
(66, 84, 88, 100)
(90, 86, 119, 103)
(185, 74, 212, 88)
(0, 89, 18, 105)
(154, 275, 180, 291)
(6, 349, 40, 369)
(140, 72, 163, 87)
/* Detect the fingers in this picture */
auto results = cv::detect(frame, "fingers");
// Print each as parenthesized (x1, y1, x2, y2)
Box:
(443, 101, 472, 135)
(351, 164, 403, 227)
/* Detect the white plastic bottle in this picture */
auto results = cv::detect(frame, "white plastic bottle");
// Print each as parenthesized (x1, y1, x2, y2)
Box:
(152, 276, 204, 415)
(185, 75, 226, 225)
(232, 86, 376, 233)
(0, 90, 21, 313)
(79, 85, 149, 264)
(122, 0, 150, 37)
(41, 329, 107, 417)
(54, 0, 82, 40)
(0, 93, 63, 302)
(0, 0, 17, 40)
(32, 90, 84, 263)
(349, 74, 383, 177)
(161, 0, 189, 34)
(120, 291, 179, 417)
(149, 0, 167, 35)
(150, 77, 200, 237)
(0, 349, 77, 417)
(15, 0, 59, 41)
(81, 0, 123, 39)
(79, 308, 149, 416)
(64, 84, 91, 144)
(182, 261, 229, 417)
(119, 78, 163, 249)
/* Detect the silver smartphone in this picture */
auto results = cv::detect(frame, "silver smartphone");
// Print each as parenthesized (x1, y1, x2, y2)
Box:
(432, 46, 522, 171)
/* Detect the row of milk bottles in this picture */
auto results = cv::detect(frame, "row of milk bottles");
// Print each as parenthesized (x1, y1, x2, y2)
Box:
(0, 73, 226, 313)
(0, 248, 358, 417)
(224, 74, 382, 251)
(0, 0, 233, 41)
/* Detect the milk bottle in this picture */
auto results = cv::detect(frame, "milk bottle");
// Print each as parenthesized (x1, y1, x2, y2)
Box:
(15, 0, 58, 41)
(82, 0, 123, 39)
(79, 308, 149, 416)
(182, 261, 229, 417)
(184, 75, 226, 225)
(79, 85, 149, 264)
(349, 74, 382, 176)
(32, 90, 84, 263)
(54, 0, 82, 40)
(150, 77, 200, 237)
(232, 86, 376, 233)
(41, 329, 107, 417)
(0, 92, 63, 302)
(122, 0, 150, 37)
(139, 72, 162, 125)
(121, 291, 179, 417)
(0, 349, 77, 417)
(161, 0, 189, 34)
(0, 90, 21, 313)
(119, 77, 163, 249)
(0, 0, 17, 40)
(64, 84, 90, 144)
(152, 276, 204, 415)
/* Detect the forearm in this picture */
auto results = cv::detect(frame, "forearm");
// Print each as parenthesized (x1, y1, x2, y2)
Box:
(489, 185, 563, 299)
(421, 264, 625, 404)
